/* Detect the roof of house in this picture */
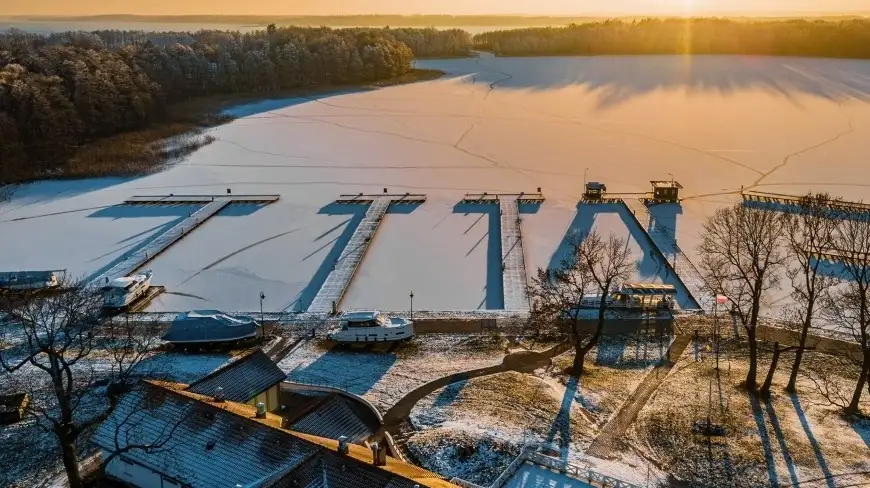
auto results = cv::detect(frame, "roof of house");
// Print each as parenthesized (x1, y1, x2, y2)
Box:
(186, 349, 286, 403)
(289, 395, 374, 444)
(92, 381, 455, 488)
(162, 310, 259, 344)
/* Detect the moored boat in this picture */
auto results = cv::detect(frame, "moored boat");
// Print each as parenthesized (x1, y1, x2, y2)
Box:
(327, 311, 414, 343)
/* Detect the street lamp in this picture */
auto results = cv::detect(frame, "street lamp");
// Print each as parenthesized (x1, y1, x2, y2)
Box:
(409, 291, 414, 320)
(259, 291, 266, 337)
(583, 167, 589, 187)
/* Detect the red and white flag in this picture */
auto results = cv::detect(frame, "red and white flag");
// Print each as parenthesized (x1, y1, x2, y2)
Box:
(715, 295, 728, 305)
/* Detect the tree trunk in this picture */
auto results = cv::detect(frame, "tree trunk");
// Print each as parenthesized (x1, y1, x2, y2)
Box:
(786, 318, 811, 393)
(59, 435, 83, 488)
(846, 356, 869, 415)
(572, 341, 586, 376)
(760, 342, 781, 400)
(746, 324, 758, 391)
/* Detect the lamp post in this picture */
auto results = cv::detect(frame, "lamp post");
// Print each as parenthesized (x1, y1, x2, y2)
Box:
(260, 291, 266, 337)
(583, 167, 589, 187)
(409, 291, 414, 320)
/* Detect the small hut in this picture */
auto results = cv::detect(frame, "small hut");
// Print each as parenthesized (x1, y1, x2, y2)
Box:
(584, 182, 607, 201)
(649, 180, 683, 203)
(0, 393, 29, 425)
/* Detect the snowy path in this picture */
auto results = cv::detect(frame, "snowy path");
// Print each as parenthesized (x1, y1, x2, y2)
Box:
(585, 334, 691, 459)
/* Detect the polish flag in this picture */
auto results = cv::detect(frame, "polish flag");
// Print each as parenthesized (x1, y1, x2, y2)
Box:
(715, 295, 728, 305)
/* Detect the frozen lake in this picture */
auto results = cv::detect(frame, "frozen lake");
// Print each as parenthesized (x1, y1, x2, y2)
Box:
(1, 53, 869, 313)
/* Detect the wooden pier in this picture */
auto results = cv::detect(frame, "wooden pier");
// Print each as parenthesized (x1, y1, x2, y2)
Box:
(811, 249, 870, 266)
(460, 192, 544, 311)
(88, 194, 279, 288)
(621, 198, 710, 312)
(308, 194, 426, 314)
(742, 190, 870, 216)
(125, 194, 280, 205)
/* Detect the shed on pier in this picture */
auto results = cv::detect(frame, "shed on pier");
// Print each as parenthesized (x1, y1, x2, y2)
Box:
(650, 180, 683, 203)
(584, 182, 607, 201)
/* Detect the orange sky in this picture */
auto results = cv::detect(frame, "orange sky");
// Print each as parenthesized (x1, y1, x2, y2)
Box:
(1, 0, 867, 16)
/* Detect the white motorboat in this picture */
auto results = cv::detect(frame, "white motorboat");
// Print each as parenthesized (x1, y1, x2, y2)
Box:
(327, 311, 414, 343)
(578, 283, 677, 311)
(102, 271, 153, 309)
(0, 270, 61, 291)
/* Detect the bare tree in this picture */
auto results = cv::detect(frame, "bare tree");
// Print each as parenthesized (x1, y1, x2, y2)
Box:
(759, 342, 814, 399)
(824, 216, 870, 415)
(0, 277, 162, 488)
(781, 193, 839, 393)
(529, 230, 633, 375)
(698, 204, 787, 391)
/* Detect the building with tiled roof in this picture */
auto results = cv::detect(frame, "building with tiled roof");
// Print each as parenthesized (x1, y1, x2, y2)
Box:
(186, 349, 286, 412)
(92, 380, 456, 488)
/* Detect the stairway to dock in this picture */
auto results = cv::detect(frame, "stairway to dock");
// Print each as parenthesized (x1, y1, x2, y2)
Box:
(621, 198, 711, 312)
(308, 197, 392, 313)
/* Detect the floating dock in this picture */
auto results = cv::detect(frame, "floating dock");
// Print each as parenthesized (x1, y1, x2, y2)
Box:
(308, 194, 426, 314)
(811, 249, 870, 266)
(88, 194, 279, 288)
(742, 190, 870, 217)
(621, 198, 711, 312)
(462, 192, 544, 311)
(125, 194, 280, 205)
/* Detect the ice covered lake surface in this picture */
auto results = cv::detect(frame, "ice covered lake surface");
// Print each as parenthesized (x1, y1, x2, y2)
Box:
(1, 53, 869, 314)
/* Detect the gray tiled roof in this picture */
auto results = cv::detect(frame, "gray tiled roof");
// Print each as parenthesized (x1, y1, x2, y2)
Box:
(92, 384, 316, 488)
(268, 450, 418, 488)
(92, 382, 450, 488)
(290, 396, 374, 444)
(187, 349, 286, 403)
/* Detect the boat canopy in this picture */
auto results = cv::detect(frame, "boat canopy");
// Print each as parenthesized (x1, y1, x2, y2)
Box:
(162, 310, 259, 344)
(621, 283, 677, 295)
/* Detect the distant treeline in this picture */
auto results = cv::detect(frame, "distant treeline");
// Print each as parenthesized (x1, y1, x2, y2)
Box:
(0, 26, 467, 182)
(474, 18, 870, 58)
(11, 14, 870, 27)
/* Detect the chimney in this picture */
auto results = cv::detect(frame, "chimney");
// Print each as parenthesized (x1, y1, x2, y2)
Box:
(213, 387, 225, 403)
(337, 436, 349, 455)
(255, 402, 266, 419)
(370, 442, 387, 466)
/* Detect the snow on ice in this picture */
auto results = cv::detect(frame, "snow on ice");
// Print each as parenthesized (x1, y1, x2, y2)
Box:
(2, 54, 868, 314)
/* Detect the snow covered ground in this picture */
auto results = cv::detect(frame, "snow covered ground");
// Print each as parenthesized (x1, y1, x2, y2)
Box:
(278, 334, 507, 411)
(404, 334, 671, 486)
(2, 53, 870, 315)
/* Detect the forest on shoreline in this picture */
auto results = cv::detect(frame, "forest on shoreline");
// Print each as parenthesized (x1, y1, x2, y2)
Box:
(4, 17, 870, 185)
(10, 14, 870, 26)
(474, 18, 870, 58)
(0, 26, 469, 184)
